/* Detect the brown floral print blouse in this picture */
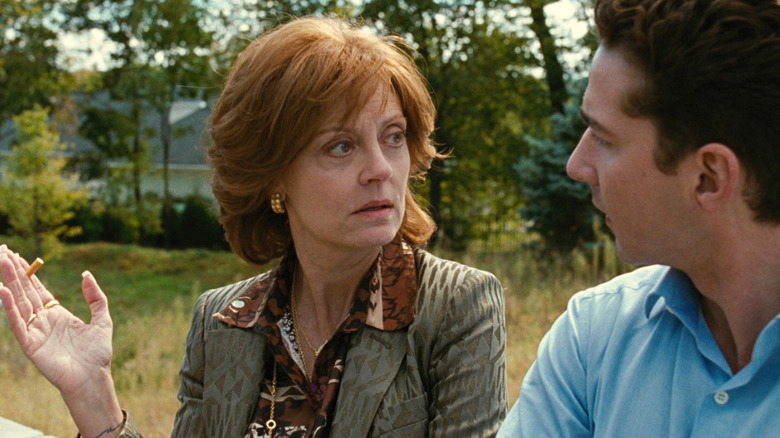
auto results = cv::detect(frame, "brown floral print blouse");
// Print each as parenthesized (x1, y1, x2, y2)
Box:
(213, 236, 418, 438)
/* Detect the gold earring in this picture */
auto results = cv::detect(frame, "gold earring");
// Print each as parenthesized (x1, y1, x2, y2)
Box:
(270, 193, 286, 214)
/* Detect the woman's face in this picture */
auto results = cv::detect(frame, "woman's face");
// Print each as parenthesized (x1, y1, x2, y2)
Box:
(276, 85, 411, 258)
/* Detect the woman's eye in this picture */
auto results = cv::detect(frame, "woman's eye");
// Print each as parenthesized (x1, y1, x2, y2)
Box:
(329, 141, 353, 155)
(385, 131, 406, 146)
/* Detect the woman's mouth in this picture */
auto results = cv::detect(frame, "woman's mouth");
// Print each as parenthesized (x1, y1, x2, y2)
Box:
(354, 200, 393, 215)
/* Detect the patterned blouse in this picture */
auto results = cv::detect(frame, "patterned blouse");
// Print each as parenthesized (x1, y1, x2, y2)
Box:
(213, 237, 418, 438)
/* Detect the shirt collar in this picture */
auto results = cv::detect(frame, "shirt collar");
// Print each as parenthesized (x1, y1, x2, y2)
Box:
(213, 236, 418, 331)
(644, 266, 701, 331)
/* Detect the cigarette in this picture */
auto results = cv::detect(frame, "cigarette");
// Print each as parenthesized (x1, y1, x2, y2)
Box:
(26, 258, 44, 277)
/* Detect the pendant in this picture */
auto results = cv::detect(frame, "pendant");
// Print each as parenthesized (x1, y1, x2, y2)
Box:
(266, 419, 277, 437)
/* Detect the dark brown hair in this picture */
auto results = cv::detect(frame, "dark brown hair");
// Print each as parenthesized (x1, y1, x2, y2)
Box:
(208, 16, 442, 264)
(595, 0, 780, 223)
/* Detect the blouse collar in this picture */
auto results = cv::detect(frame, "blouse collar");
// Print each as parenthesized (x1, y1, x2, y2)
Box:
(213, 236, 418, 332)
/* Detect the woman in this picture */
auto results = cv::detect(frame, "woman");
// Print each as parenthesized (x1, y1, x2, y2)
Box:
(0, 16, 507, 438)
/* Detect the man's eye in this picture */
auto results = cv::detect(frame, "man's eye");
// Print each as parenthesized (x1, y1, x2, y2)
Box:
(590, 130, 609, 147)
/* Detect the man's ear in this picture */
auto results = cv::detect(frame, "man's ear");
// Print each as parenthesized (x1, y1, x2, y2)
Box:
(693, 143, 741, 211)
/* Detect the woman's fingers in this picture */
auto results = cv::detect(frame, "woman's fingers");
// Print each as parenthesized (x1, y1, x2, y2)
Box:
(0, 248, 113, 343)
(29, 271, 57, 305)
(13, 254, 47, 311)
(0, 284, 28, 340)
(0, 247, 57, 307)
(0, 246, 36, 322)
(81, 271, 112, 330)
(0, 247, 64, 337)
(20, 256, 57, 305)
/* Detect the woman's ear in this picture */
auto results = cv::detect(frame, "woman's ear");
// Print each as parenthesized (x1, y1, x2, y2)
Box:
(270, 177, 286, 199)
(693, 143, 741, 212)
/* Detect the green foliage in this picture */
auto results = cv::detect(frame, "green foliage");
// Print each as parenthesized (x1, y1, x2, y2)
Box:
(78, 106, 137, 162)
(101, 204, 144, 244)
(65, 194, 226, 250)
(171, 195, 228, 250)
(64, 199, 146, 245)
(0, 106, 88, 257)
(0, 212, 10, 235)
(360, 0, 553, 249)
(71, 101, 162, 243)
(515, 82, 601, 253)
(0, 0, 68, 126)
(64, 0, 218, 246)
(0, 0, 604, 254)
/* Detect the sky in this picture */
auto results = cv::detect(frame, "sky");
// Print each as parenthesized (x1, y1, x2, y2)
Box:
(58, 28, 118, 71)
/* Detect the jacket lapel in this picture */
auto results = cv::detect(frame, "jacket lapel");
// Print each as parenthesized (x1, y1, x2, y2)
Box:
(331, 328, 407, 437)
(204, 327, 269, 437)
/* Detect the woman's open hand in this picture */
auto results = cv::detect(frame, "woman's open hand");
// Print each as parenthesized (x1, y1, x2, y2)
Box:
(0, 244, 113, 395)
(0, 244, 124, 437)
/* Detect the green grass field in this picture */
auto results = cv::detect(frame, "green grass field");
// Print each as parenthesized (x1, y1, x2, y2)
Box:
(0, 241, 626, 437)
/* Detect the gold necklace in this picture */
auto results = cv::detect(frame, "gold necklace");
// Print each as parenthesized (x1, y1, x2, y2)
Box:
(296, 299, 326, 359)
(266, 363, 277, 437)
(290, 274, 315, 382)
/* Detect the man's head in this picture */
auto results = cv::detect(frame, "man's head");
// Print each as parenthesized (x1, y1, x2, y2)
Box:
(593, 0, 780, 223)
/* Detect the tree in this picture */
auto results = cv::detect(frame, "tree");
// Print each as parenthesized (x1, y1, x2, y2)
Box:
(0, 106, 88, 257)
(361, 0, 552, 249)
(138, 0, 216, 248)
(73, 100, 148, 242)
(522, 0, 569, 113)
(515, 80, 602, 253)
(65, 0, 217, 245)
(513, 0, 606, 253)
(0, 0, 68, 141)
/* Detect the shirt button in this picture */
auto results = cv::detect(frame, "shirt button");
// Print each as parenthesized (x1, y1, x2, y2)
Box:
(714, 391, 729, 405)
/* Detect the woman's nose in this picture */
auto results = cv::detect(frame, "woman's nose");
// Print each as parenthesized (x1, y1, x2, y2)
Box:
(360, 142, 394, 185)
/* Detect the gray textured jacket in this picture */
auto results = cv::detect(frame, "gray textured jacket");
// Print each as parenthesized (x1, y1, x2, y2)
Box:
(133, 248, 505, 437)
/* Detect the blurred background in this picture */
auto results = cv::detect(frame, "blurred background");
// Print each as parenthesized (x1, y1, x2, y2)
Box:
(0, 1, 630, 436)
(0, 0, 607, 258)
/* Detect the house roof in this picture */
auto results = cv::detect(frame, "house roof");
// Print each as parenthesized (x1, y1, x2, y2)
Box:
(0, 94, 213, 168)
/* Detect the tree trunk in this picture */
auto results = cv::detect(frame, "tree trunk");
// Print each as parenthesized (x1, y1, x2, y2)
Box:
(161, 106, 172, 248)
(527, 0, 568, 114)
(131, 103, 145, 243)
(33, 184, 42, 256)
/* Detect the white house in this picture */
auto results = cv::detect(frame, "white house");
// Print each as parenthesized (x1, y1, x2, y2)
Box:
(0, 95, 215, 201)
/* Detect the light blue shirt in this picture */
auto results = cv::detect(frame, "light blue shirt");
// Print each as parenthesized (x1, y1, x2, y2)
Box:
(499, 265, 780, 438)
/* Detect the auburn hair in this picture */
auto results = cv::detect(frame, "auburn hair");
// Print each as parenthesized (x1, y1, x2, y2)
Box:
(208, 16, 443, 264)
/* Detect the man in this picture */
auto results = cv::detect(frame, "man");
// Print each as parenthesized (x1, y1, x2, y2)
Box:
(499, 0, 780, 436)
